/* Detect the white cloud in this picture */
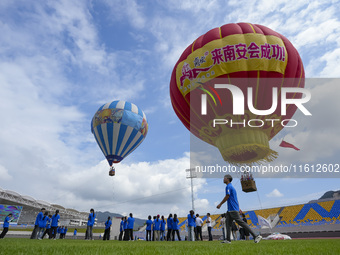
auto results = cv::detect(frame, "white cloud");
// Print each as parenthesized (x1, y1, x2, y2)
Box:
(266, 188, 284, 198)
(101, 0, 146, 29)
(0, 165, 12, 181)
(5, 153, 208, 217)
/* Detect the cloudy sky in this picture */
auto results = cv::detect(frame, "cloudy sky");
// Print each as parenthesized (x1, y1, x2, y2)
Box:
(0, 0, 339, 219)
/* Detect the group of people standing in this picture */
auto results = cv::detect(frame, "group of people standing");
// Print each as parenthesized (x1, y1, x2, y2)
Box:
(26, 208, 93, 240)
(140, 211, 214, 242)
(30, 208, 61, 240)
(186, 211, 213, 241)
(143, 214, 181, 241)
(118, 213, 135, 241)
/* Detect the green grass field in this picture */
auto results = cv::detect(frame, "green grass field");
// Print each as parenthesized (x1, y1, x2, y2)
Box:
(0, 238, 339, 255)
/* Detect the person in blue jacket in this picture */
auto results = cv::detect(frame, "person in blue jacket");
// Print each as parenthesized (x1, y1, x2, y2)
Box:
(152, 216, 156, 241)
(126, 213, 135, 241)
(172, 214, 181, 241)
(0, 213, 12, 239)
(64, 226, 68, 239)
(73, 228, 77, 239)
(57, 226, 62, 239)
(30, 208, 45, 239)
(160, 215, 166, 241)
(61, 226, 65, 239)
(103, 216, 112, 240)
(187, 210, 196, 241)
(37, 212, 49, 240)
(123, 216, 128, 240)
(153, 215, 161, 241)
(145, 215, 153, 241)
(41, 214, 52, 239)
(119, 217, 124, 241)
(166, 214, 173, 241)
(51, 210, 60, 240)
(86, 208, 96, 240)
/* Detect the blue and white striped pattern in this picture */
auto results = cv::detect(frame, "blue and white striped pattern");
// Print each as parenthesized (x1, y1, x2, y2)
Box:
(91, 100, 148, 166)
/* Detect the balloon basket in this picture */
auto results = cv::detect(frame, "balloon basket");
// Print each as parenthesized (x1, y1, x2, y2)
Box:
(241, 180, 257, 192)
(109, 168, 115, 176)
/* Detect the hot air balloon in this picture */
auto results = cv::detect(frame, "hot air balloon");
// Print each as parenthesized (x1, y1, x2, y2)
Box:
(91, 100, 148, 176)
(170, 23, 305, 191)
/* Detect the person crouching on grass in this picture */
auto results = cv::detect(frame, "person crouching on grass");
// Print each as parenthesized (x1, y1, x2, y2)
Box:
(216, 174, 262, 244)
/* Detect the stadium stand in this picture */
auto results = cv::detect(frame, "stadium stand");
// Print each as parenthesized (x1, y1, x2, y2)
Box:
(0, 187, 88, 226)
(240, 199, 340, 237)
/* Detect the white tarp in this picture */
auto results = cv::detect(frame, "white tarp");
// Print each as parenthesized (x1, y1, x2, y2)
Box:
(264, 233, 292, 240)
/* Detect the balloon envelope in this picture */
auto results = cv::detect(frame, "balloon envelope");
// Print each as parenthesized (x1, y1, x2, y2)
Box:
(91, 100, 148, 166)
(170, 22, 304, 165)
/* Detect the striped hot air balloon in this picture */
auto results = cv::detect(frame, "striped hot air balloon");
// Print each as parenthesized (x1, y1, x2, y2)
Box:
(91, 100, 148, 175)
(170, 22, 305, 165)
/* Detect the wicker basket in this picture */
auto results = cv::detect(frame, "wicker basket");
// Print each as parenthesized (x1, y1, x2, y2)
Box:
(241, 179, 257, 192)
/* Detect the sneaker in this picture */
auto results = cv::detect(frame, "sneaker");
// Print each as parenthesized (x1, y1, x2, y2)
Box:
(254, 235, 262, 244)
(221, 240, 231, 244)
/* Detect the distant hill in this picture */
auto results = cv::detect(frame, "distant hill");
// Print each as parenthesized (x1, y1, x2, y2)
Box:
(318, 190, 340, 200)
(96, 211, 146, 229)
(309, 190, 340, 203)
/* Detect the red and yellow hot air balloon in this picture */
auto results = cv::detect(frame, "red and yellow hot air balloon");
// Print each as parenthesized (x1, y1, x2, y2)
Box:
(170, 22, 304, 165)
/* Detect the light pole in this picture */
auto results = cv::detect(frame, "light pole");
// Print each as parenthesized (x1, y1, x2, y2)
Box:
(186, 168, 197, 211)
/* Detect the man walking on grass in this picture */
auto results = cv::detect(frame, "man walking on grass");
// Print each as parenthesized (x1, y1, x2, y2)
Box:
(216, 174, 262, 244)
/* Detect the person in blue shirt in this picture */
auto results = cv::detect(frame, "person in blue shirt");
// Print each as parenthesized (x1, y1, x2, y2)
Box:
(160, 215, 166, 241)
(119, 217, 124, 241)
(57, 226, 62, 239)
(61, 226, 67, 239)
(217, 174, 262, 244)
(73, 228, 77, 239)
(103, 216, 112, 240)
(172, 214, 181, 241)
(60, 226, 65, 239)
(30, 208, 45, 239)
(41, 214, 52, 239)
(187, 210, 196, 241)
(51, 210, 60, 240)
(126, 213, 135, 241)
(123, 216, 128, 241)
(166, 214, 173, 241)
(152, 216, 156, 241)
(153, 215, 161, 241)
(86, 208, 96, 240)
(37, 212, 49, 240)
(64, 227, 68, 239)
(0, 213, 12, 239)
(145, 215, 153, 241)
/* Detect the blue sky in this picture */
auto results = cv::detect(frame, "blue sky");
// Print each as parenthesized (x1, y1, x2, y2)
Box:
(0, 0, 339, 218)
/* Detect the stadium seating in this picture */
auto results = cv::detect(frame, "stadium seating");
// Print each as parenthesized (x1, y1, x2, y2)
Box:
(243, 200, 340, 230)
